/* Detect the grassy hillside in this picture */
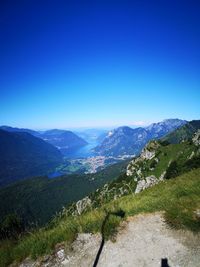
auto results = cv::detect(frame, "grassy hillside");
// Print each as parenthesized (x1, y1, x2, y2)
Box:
(162, 120, 200, 144)
(0, 168, 199, 267)
(88, 139, 200, 209)
(128, 140, 199, 179)
(0, 160, 128, 227)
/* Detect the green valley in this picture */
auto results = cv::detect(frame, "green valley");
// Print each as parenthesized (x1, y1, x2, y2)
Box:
(0, 121, 200, 266)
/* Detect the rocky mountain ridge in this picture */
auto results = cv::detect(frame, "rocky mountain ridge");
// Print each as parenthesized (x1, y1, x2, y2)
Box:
(162, 120, 200, 144)
(94, 119, 187, 156)
(65, 128, 200, 216)
(0, 126, 88, 156)
(39, 129, 88, 155)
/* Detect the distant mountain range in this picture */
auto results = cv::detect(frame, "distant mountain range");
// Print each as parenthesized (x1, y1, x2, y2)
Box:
(94, 119, 187, 156)
(0, 126, 87, 156)
(39, 129, 88, 155)
(0, 126, 88, 186)
(0, 119, 192, 187)
(75, 128, 108, 144)
(0, 130, 63, 187)
(0, 126, 39, 136)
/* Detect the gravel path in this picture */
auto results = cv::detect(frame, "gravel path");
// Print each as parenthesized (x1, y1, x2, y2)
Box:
(19, 212, 200, 267)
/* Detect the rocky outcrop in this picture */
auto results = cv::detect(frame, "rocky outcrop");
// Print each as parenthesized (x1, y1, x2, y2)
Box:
(192, 130, 200, 146)
(126, 141, 167, 194)
(140, 140, 160, 160)
(140, 149, 155, 160)
(135, 175, 158, 194)
(126, 167, 134, 177)
(126, 141, 160, 177)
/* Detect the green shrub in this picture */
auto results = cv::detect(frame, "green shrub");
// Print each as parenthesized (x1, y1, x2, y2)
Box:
(0, 214, 24, 240)
(165, 161, 179, 179)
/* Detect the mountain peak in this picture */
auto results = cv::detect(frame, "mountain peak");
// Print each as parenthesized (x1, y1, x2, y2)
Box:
(94, 119, 187, 157)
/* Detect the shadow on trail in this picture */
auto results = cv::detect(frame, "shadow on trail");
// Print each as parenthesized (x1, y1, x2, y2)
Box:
(161, 258, 171, 267)
(92, 209, 125, 267)
(92, 209, 172, 267)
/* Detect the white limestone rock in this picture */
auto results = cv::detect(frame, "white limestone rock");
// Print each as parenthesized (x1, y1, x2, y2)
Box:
(140, 149, 155, 160)
(136, 168, 142, 176)
(126, 169, 132, 176)
(192, 130, 200, 146)
(135, 175, 158, 194)
(57, 249, 65, 261)
(135, 179, 147, 194)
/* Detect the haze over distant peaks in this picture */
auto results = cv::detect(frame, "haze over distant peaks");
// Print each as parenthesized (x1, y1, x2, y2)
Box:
(0, 126, 39, 136)
(0, 129, 63, 187)
(0, 126, 87, 156)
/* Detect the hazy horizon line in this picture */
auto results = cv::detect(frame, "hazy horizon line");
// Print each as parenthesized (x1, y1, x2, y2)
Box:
(0, 117, 193, 131)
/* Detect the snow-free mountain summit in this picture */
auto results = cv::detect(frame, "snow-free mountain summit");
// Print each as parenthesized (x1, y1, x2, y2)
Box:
(94, 119, 187, 156)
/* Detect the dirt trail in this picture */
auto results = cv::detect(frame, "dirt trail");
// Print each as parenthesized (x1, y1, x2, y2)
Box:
(19, 212, 200, 267)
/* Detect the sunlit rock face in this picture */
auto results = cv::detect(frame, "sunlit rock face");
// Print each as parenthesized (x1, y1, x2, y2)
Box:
(192, 130, 200, 146)
(135, 175, 158, 194)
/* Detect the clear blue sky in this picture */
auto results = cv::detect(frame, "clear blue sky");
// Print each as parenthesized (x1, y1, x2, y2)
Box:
(0, 0, 200, 129)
